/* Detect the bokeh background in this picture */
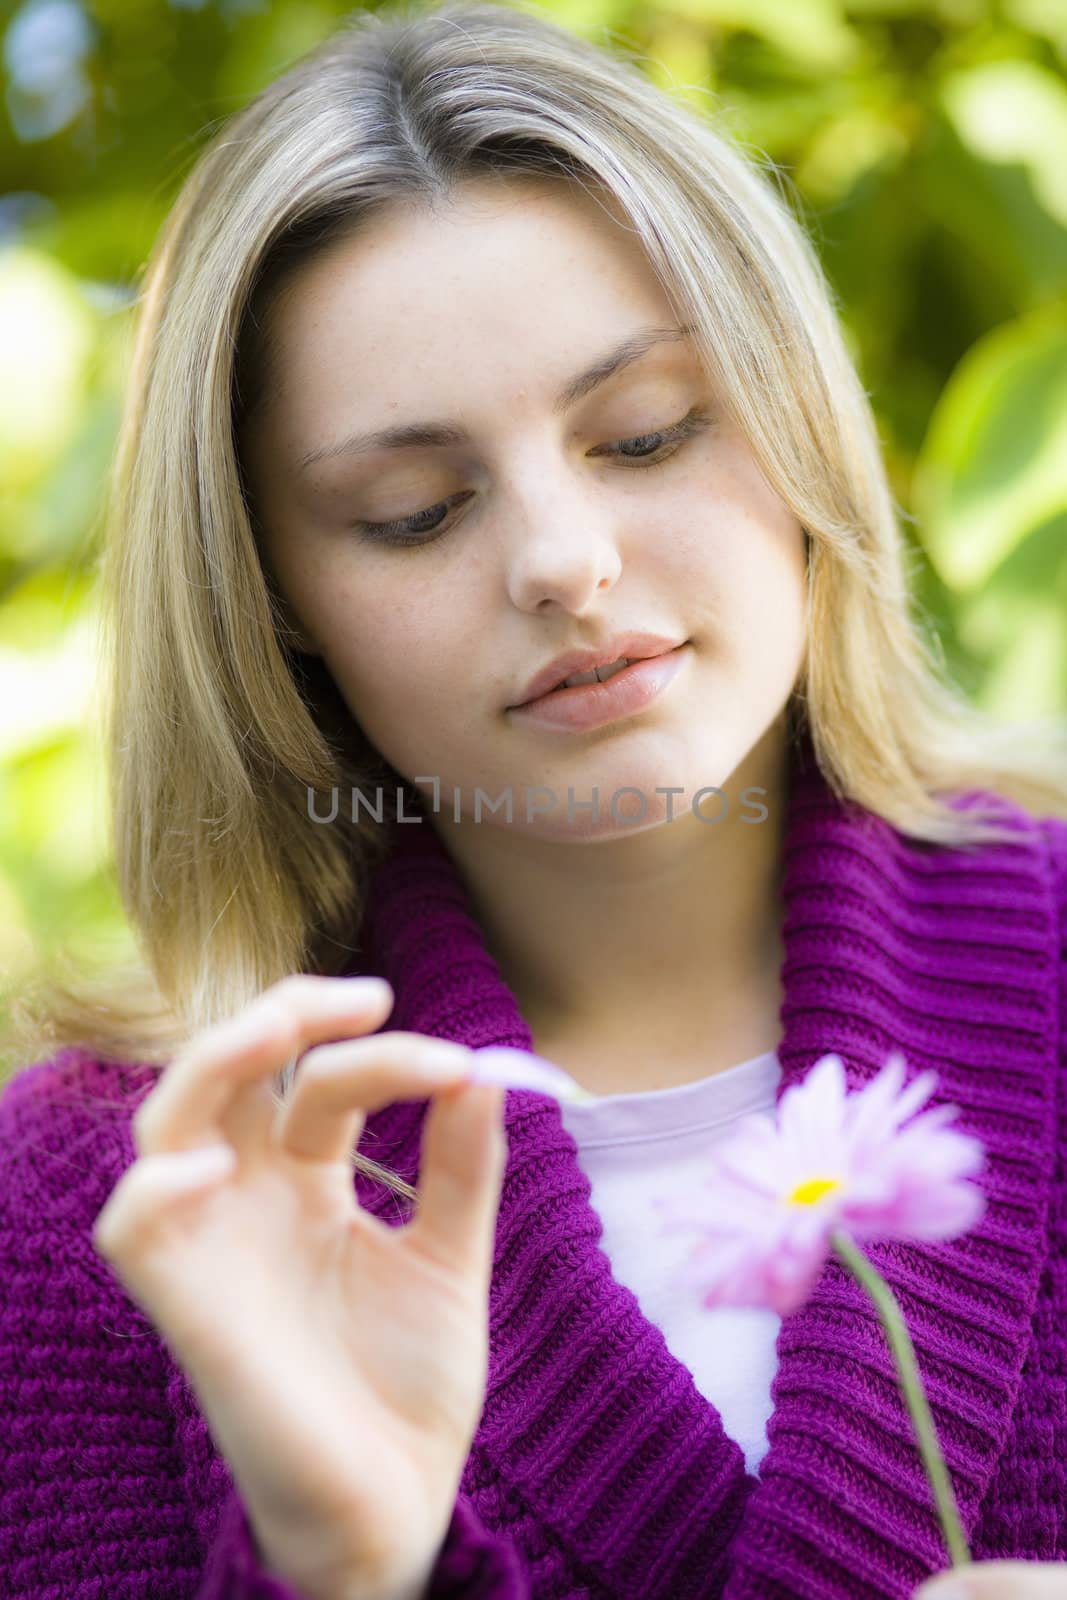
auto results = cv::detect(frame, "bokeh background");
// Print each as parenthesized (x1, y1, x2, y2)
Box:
(2, 0, 1066, 1066)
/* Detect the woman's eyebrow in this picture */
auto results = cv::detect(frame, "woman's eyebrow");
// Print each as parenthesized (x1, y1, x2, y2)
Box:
(298, 321, 696, 472)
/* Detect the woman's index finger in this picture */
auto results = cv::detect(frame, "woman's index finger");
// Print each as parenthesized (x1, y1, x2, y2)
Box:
(133, 976, 394, 1154)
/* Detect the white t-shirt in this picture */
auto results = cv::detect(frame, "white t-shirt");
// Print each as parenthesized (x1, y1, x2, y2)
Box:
(559, 1049, 783, 1479)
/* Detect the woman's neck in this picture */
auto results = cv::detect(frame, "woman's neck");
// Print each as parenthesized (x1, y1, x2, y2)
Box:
(524, 941, 784, 1096)
(429, 725, 791, 1095)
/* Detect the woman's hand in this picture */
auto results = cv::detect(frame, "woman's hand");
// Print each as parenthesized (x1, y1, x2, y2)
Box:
(915, 1560, 1067, 1597)
(92, 974, 506, 1600)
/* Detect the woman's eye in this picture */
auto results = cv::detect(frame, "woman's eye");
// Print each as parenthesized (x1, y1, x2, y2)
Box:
(353, 405, 713, 548)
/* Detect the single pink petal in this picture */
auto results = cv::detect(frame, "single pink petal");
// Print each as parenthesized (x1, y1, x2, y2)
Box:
(686, 1225, 810, 1313)
(848, 1167, 987, 1241)
(885, 1065, 940, 1130)
(888, 1114, 985, 1175)
(652, 1173, 769, 1248)
(843, 1053, 907, 1149)
(765, 1240, 832, 1315)
(744, 1215, 832, 1316)
(844, 1054, 942, 1161)
(467, 1046, 596, 1104)
(778, 1055, 847, 1152)
(709, 1115, 783, 1191)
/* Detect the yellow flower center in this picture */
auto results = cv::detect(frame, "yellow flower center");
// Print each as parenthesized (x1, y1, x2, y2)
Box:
(788, 1175, 842, 1206)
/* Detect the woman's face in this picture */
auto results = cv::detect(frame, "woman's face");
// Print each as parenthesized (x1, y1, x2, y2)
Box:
(241, 177, 809, 842)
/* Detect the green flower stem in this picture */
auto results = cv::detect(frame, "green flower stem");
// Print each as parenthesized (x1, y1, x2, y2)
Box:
(829, 1227, 971, 1570)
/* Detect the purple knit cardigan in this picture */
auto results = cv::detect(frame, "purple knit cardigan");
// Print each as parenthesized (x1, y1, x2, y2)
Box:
(2, 733, 1065, 1599)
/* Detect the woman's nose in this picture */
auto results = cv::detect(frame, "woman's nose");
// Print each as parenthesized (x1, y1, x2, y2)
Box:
(503, 493, 623, 615)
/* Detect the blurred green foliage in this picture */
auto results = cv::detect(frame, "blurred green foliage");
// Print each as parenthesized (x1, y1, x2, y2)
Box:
(1, 0, 1066, 1005)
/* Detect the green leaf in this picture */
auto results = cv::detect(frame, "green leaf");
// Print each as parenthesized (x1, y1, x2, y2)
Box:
(912, 307, 1067, 592)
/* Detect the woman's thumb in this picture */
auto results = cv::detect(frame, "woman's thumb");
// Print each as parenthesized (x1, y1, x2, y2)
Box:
(409, 1079, 507, 1282)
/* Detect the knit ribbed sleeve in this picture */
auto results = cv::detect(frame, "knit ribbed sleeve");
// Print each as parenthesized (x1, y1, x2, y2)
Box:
(0, 1049, 529, 1599)
(969, 813, 1067, 1561)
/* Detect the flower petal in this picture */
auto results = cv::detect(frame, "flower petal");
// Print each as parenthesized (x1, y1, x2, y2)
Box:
(467, 1046, 596, 1104)
(843, 1053, 907, 1149)
(779, 1054, 847, 1154)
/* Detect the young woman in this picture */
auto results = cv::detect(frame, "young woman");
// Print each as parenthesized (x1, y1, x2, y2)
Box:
(2, 3, 1065, 1598)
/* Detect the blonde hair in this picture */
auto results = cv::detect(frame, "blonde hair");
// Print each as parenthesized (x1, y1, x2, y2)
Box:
(5, 0, 1066, 1201)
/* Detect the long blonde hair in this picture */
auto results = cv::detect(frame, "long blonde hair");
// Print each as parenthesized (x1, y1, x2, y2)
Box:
(5, 0, 1065, 1201)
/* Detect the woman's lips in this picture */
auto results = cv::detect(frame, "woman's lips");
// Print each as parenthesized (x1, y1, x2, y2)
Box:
(507, 643, 690, 732)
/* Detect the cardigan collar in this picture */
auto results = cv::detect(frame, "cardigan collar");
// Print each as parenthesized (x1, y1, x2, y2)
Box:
(350, 733, 1061, 1598)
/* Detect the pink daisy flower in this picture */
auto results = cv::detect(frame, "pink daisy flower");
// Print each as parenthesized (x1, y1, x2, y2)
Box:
(654, 1050, 987, 1318)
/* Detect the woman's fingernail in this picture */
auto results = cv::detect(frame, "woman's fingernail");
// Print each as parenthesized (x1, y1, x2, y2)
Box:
(343, 977, 392, 999)
(421, 1043, 474, 1075)
(915, 1582, 974, 1600)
